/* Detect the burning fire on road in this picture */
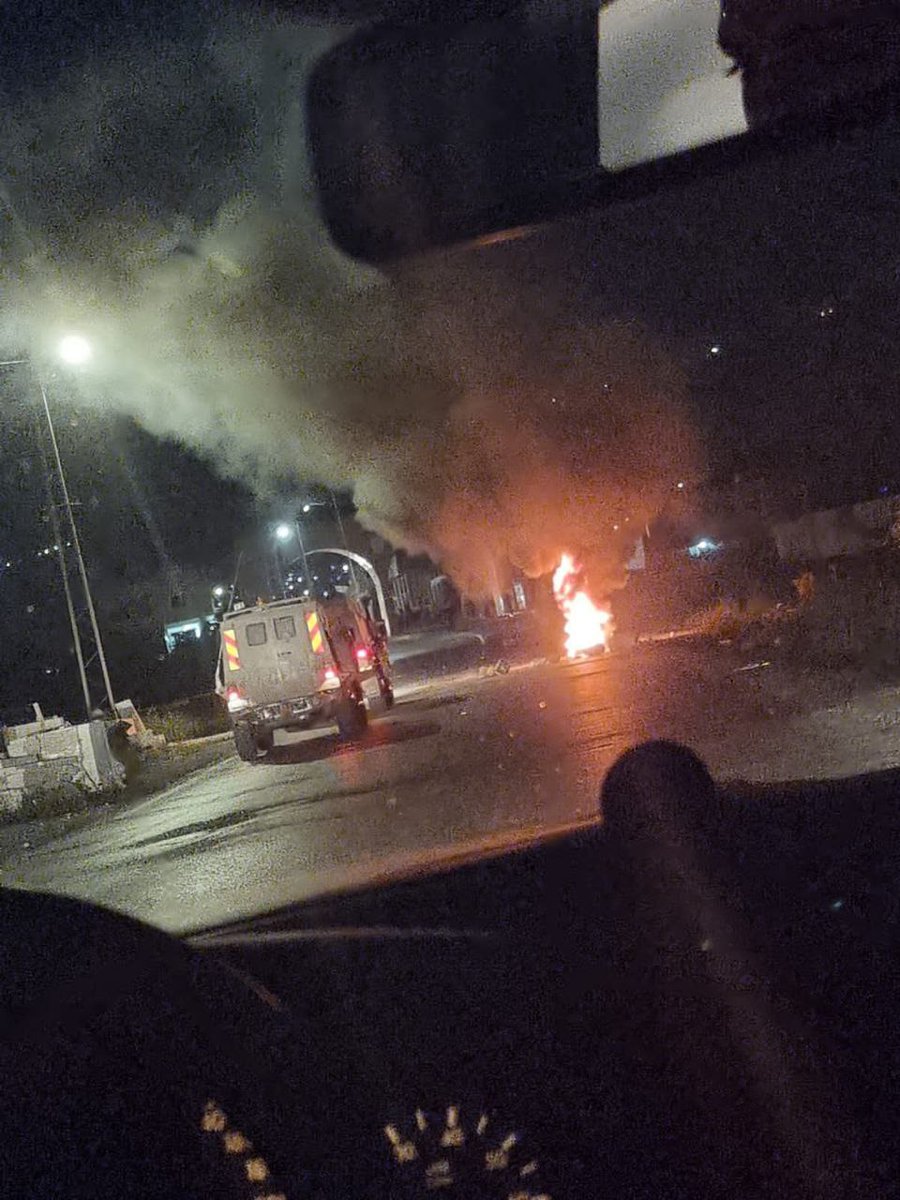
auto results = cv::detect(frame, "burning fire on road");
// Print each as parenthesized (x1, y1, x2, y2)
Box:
(552, 553, 612, 659)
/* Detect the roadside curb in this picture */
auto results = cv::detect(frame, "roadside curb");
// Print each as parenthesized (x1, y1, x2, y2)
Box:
(168, 730, 234, 750)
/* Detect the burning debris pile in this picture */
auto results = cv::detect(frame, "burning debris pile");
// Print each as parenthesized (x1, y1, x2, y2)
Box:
(552, 553, 613, 658)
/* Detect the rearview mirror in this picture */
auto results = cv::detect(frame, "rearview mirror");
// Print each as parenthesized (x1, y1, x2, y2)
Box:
(307, 1, 900, 262)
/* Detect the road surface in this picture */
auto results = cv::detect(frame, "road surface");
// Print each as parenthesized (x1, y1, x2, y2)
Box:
(387, 629, 485, 661)
(2, 639, 900, 933)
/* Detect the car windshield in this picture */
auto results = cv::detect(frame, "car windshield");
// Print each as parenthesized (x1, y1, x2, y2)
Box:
(1, 4, 899, 933)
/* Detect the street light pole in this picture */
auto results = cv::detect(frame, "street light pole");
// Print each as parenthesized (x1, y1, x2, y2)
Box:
(37, 381, 116, 712)
(293, 519, 312, 588)
(328, 491, 362, 595)
(1, 351, 117, 714)
(35, 419, 92, 717)
(304, 490, 360, 595)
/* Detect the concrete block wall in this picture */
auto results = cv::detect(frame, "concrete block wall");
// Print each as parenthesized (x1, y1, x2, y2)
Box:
(7, 724, 80, 760)
(0, 717, 124, 816)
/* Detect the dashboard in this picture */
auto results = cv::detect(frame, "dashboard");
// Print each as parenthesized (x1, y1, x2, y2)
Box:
(3, 750, 900, 1198)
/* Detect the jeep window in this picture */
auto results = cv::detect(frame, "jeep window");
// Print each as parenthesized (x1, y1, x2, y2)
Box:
(274, 615, 296, 640)
(245, 622, 267, 647)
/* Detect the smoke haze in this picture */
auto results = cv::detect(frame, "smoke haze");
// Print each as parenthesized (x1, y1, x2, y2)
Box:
(0, 5, 697, 599)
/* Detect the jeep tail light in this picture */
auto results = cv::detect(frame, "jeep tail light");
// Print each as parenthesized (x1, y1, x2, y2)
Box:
(225, 685, 249, 712)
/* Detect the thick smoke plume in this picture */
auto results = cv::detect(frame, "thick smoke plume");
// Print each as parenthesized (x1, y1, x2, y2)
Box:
(0, 9, 697, 599)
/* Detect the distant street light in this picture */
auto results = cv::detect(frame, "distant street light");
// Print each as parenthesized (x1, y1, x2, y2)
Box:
(275, 523, 292, 542)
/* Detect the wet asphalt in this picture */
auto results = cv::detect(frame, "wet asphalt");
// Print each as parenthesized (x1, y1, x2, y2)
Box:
(3, 639, 899, 933)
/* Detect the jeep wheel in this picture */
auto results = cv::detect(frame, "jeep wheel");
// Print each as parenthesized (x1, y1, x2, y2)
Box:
(234, 725, 258, 762)
(336, 697, 368, 740)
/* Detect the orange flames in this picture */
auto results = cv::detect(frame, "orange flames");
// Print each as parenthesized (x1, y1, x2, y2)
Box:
(552, 552, 612, 658)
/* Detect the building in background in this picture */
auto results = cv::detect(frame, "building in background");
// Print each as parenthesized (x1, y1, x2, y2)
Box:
(388, 551, 441, 626)
(104, 566, 221, 655)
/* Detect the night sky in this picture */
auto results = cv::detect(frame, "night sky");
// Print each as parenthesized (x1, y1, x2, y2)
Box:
(0, 0, 258, 572)
(446, 110, 900, 509)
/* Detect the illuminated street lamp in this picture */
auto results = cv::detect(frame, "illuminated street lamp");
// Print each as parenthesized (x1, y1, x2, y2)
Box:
(57, 334, 93, 366)
(272, 519, 311, 592)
